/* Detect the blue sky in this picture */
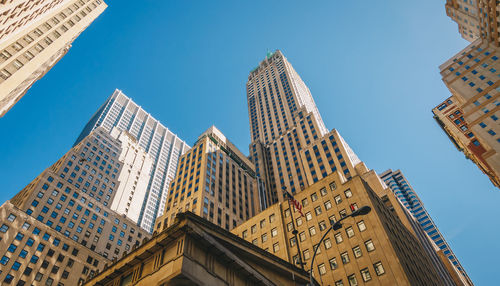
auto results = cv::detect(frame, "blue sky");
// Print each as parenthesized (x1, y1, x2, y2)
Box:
(0, 0, 498, 284)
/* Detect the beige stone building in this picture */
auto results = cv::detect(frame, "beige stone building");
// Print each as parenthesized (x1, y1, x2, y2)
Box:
(445, 0, 499, 45)
(247, 51, 364, 208)
(84, 212, 311, 286)
(436, 1, 500, 188)
(0, 0, 107, 117)
(0, 201, 107, 285)
(156, 126, 260, 233)
(433, 40, 500, 187)
(0, 127, 150, 285)
(231, 171, 445, 286)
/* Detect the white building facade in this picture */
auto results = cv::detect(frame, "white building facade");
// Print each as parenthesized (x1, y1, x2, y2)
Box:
(75, 89, 189, 232)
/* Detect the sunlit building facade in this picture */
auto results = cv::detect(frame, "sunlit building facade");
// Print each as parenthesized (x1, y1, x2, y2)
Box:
(155, 126, 260, 232)
(75, 89, 189, 233)
(244, 51, 461, 285)
(380, 169, 472, 285)
(0, 127, 149, 286)
(231, 171, 445, 285)
(0, 0, 107, 117)
(434, 40, 500, 188)
(247, 50, 362, 208)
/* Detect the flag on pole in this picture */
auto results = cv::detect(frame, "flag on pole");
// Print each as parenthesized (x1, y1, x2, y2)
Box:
(283, 188, 304, 217)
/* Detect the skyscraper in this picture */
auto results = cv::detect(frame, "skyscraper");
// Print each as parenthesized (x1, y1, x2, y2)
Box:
(434, 1, 500, 188)
(75, 89, 189, 232)
(244, 50, 464, 285)
(380, 169, 472, 285)
(248, 50, 361, 207)
(155, 126, 260, 232)
(0, 0, 107, 117)
(0, 127, 149, 286)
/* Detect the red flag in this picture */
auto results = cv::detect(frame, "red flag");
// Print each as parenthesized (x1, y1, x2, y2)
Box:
(284, 190, 304, 217)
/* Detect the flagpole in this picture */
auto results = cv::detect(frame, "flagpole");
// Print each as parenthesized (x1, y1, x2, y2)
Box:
(285, 190, 305, 270)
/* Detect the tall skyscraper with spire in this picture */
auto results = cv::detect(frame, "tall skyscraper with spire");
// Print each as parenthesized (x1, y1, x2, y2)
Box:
(75, 89, 189, 232)
(243, 50, 463, 285)
(248, 50, 365, 208)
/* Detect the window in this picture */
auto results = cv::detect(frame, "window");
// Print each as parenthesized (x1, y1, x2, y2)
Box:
(346, 226, 355, 238)
(260, 219, 265, 228)
(4, 274, 14, 284)
(7, 214, 16, 222)
(271, 228, 278, 237)
(335, 232, 343, 244)
(341, 252, 350, 264)
(329, 257, 338, 269)
(0, 255, 9, 265)
(315, 206, 322, 215)
(261, 233, 267, 243)
(311, 193, 318, 202)
(269, 214, 275, 223)
(0, 224, 9, 233)
(347, 274, 358, 286)
(329, 182, 337, 190)
(309, 226, 316, 236)
(365, 239, 375, 252)
(334, 195, 342, 204)
(340, 209, 347, 218)
(273, 242, 279, 253)
(302, 249, 311, 260)
(296, 217, 303, 226)
(305, 212, 312, 221)
(353, 246, 362, 258)
(357, 221, 366, 232)
(319, 220, 327, 231)
(34, 272, 43, 281)
(301, 198, 308, 207)
(324, 200, 332, 210)
(7, 244, 17, 253)
(318, 263, 327, 275)
(251, 225, 257, 234)
(299, 231, 306, 242)
(374, 262, 385, 276)
(242, 230, 248, 238)
(344, 189, 352, 198)
(320, 187, 327, 196)
(361, 268, 372, 282)
(324, 238, 332, 249)
(31, 255, 39, 264)
(335, 280, 344, 286)
(15, 232, 24, 241)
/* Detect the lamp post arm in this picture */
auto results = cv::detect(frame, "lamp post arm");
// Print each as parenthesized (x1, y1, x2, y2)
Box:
(308, 215, 351, 286)
(308, 225, 333, 286)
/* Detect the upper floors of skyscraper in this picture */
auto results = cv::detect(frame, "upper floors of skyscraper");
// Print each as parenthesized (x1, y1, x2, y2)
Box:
(74, 89, 190, 232)
(246, 50, 328, 145)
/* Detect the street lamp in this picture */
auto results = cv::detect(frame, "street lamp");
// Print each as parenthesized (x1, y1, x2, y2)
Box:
(309, 206, 371, 286)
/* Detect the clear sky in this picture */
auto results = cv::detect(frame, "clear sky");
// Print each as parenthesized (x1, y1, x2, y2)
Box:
(0, 0, 498, 284)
